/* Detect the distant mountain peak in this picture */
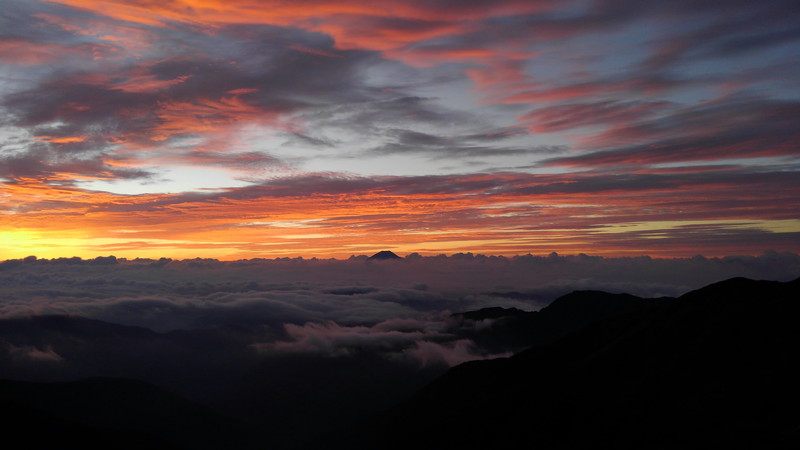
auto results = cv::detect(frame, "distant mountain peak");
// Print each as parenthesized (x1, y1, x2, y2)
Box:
(369, 250, 401, 260)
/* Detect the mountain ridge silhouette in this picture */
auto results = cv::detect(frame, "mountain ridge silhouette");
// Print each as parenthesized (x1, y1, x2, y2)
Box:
(330, 276, 800, 449)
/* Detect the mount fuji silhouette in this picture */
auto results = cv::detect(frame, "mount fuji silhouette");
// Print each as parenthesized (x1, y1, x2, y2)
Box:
(368, 250, 401, 260)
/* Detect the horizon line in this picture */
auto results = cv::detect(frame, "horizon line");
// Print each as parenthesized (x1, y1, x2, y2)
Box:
(3, 250, 797, 265)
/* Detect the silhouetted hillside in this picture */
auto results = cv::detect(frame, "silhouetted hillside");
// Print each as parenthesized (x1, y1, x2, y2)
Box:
(0, 315, 157, 341)
(2, 396, 181, 450)
(336, 277, 800, 449)
(0, 377, 258, 450)
(455, 291, 667, 353)
(224, 352, 445, 449)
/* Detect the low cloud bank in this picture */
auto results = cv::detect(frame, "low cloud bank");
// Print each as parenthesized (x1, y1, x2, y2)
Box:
(2, 252, 798, 330)
(253, 315, 510, 367)
(1, 251, 797, 370)
(2, 252, 797, 445)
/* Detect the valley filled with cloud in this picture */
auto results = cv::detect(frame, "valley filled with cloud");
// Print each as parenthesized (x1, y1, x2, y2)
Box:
(2, 252, 799, 447)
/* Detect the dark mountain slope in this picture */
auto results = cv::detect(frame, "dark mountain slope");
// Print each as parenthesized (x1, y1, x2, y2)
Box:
(225, 351, 445, 450)
(0, 315, 158, 344)
(340, 277, 800, 449)
(1, 398, 181, 450)
(0, 315, 270, 402)
(456, 290, 667, 353)
(0, 377, 259, 450)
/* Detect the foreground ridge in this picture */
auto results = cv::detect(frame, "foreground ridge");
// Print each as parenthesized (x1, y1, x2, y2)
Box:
(334, 276, 800, 449)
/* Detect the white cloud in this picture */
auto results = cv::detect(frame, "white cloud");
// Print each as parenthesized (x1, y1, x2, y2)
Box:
(405, 339, 511, 367)
(4, 343, 64, 362)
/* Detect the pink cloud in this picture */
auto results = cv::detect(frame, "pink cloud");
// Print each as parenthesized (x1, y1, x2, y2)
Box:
(5, 343, 65, 362)
(405, 339, 511, 367)
(253, 321, 435, 357)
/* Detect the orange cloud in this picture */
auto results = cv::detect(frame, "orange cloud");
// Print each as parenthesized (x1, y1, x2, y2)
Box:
(112, 74, 192, 93)
(37, 136, 86, 144)
(46, 1, 549, 64)
(48, 1, 551, 28)
(2, 169, 798, 261)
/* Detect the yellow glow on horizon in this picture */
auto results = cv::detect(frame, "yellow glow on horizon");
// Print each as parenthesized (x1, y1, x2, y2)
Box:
(594, 219, 800, 236)
(0, 226, 230, 260)
(2, 171, 798, 261)
(3, 212, 796, 261)
(0, 229, 43, 259)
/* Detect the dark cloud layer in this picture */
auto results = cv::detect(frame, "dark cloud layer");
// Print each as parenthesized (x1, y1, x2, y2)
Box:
(2, 253, 798, 447)
(3, 253, 798, 331)
(3, 252, 797, 403)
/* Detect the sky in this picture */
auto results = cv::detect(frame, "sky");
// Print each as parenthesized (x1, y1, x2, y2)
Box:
(1, 0, 799, 260)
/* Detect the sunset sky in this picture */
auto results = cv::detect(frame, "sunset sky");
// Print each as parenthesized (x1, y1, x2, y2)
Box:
(1, 0, 798, 260)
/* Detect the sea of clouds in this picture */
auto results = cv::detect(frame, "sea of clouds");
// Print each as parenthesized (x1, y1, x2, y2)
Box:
(2, 251, 798, 442)
(2, 251, 798, 365)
